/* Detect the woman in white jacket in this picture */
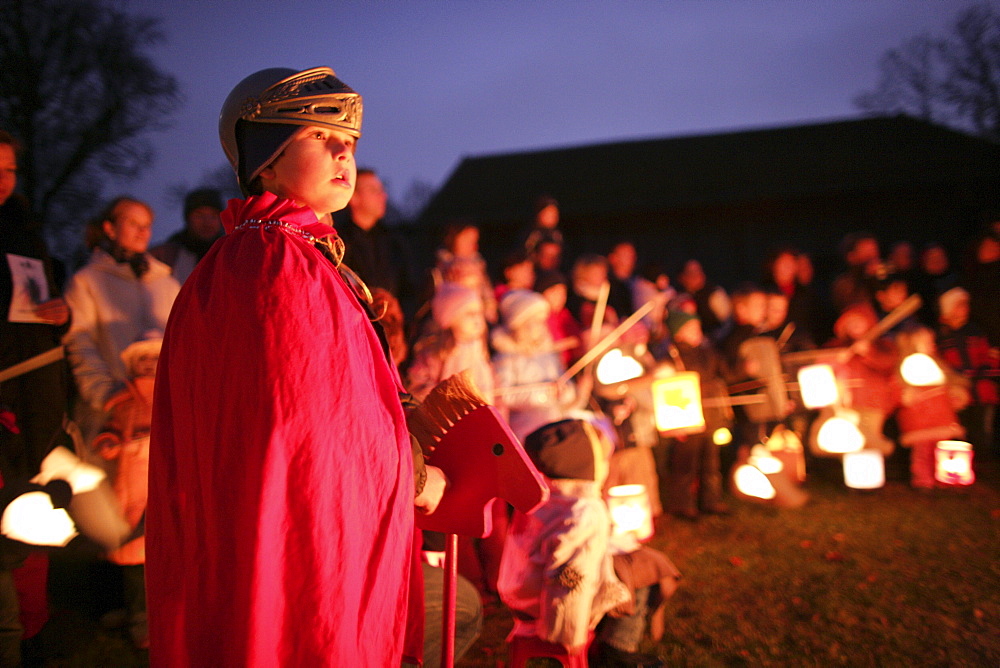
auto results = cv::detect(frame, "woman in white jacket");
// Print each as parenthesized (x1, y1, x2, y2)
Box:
(63, 197, 180, 444)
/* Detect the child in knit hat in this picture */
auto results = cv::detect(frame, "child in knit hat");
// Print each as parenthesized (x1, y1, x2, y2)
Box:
(491, 289, 579, 443)
(499, 418, 680, 665)
(406, 282, 494, 402)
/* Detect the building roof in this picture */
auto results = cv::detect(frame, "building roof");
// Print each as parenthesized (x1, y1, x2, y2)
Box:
(420, 115, 1000, 226)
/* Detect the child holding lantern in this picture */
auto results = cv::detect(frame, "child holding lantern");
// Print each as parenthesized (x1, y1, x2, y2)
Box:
(894, 325, 970, 490)
(499, 418, 680, 665)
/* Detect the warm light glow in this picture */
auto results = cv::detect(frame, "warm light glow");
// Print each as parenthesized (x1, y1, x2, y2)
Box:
(747, 445, 783, 474)
(797, 364, 839, 409)
(606, 484, 654, 540)
(595, 348, 644, 385)
(33, 446, 106, 494)
(651, 371, 705, 434)
(900, 353, 945, 387)
(935, 440, 975, 485)
(713, 428, 733, 445)
(0, 492, 78, 547)
(733, 464, 776, 499)
(843, 449, 885, 490)
(817, 414, 865, 453)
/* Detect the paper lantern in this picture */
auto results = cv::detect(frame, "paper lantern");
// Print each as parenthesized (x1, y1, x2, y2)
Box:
(797, 364, 839, 409)
(0, 481, 77, 547)
(595, 348, 644, 386)
(842, 449, 885, 490)
(606, 484, 654, 541)
(900, 353, 945, 387)
(733, 464, 776, 500)
(935, 440, 975, 486)
(713, 428, 733, 446)
(733, 445, 809, 509)
(816, 411, 865, 454)
(651, 371, 705, 435)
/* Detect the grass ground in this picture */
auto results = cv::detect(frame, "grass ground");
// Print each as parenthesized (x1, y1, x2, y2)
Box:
(457, 451, 1000, 667)
(27, 447, 1000, 667)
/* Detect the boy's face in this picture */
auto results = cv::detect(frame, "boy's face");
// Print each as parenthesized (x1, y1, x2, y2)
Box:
(674, 319, 703, 347)
(259, 125, 357, 217)
(735, 293, 766, 327)
(542, 283, 567, 313)
(765, 294, 789, 330)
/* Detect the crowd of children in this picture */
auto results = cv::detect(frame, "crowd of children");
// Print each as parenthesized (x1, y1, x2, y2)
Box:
(365, 192, 999, 662)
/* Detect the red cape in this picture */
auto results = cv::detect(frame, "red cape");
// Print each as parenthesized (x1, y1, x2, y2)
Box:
(147, 194, 417, 666)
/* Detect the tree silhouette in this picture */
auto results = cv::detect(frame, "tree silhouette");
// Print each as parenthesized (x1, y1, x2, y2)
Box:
(855, 3, 1000, 142)
(0, 0, 181, 255)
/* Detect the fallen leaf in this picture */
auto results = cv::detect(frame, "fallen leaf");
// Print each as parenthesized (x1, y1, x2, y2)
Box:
(824, 551, 845, 562)
(800, 539, 813, 548)
(729, 556, 746, 567)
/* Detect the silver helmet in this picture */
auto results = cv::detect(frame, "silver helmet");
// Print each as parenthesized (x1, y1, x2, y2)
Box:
(219, 66, 363, 194)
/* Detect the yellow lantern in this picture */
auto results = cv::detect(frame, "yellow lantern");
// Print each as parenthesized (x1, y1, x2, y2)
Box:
(651, 371, 705, 435)
(900, 353, 945, 387)
(606, 484, 654, 541)
(797, 363, 839, 409)
(935, 441, 975, 486)
(842, 449, 885, 490)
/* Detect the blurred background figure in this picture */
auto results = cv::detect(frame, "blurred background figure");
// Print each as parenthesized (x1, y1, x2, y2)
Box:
(150, 188, 223, 284)
(63, 197, 179, 450)
(0, 129, 71, 667)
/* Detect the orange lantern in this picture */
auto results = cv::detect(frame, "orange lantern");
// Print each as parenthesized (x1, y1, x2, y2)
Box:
(605, 484, 654, 541)
(935, 441, 975, 486)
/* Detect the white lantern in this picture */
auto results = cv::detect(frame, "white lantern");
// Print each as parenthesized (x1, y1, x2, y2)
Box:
(0, 484, 78, 547)
(797, 364, 839, 409)
(606, 484, 654, 541)
(843, 449, 885, 490)
(733, 464, 776, 500)
(900, 353, 945, 387)
(595, 348, 644, 385)
(935, 441, 975, 486)
(816, 411, 865, 454)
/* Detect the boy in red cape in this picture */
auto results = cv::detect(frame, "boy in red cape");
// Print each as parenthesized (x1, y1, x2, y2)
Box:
(147, 67, 444, 666)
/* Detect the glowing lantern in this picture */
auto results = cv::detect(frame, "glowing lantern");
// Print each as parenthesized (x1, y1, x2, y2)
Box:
(595, 348, 644, 385)
(816, 411, 865, 454)
(733, 445, 809, 508)
(797, 364, 839, 409)
(900, 353, 945, 387)
(842, 449, 885, 490)
(0, 481, 77, 547)
(733, 464, 776, 500)
(935, 441, 975, 486)
(606, 484, 654, 541)
(651, 371, 705, 435)
(713, 428, 733, 446)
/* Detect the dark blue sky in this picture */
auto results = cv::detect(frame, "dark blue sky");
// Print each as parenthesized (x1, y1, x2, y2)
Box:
(127, 0, 985, 241)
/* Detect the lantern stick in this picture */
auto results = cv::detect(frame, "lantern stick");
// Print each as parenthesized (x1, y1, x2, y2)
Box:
(558, 298, 658, 386)
(0, 346, 64, 384)
(589, 281, 610, 347)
